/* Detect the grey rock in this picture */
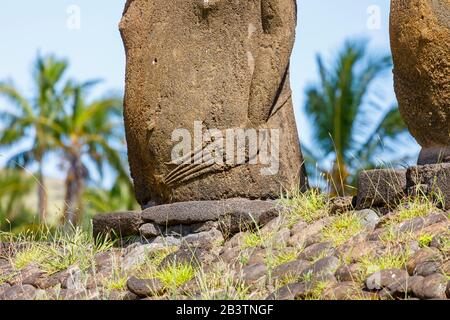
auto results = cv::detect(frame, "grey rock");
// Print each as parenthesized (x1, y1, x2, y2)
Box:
(300, 256, 340, 279)
(238, 263, 267, 285)
(288, 217, 333, 248)
(354, 209, 380, 230)
(142, 199, 279, 229)
(273, 227, 291, 245)
(64, 266, 84, 291)
(266, 282, 314, 300)
(406, 247, 443, 276)
(160, 245, 215, 269)
(413, 261, 441, 277)
(93, 211, 143, 238)
(398, 217, 426, 233)
(121, 242, 178, 271)
(247, 249, 268, 266)
(126, 276, 165, 298)
(366, 269, 409, 295)
(182, 229, 224, 248)
(1, 284, 37, 300)
(323, 281, 372, 300)
(290, 220, 308, 235)
(297, 242, 334, 262)
(356, 169, 407, 209)
(139, 223, 161, 238)
(272, 259, 311, 281)
(335, 264, 365, 282)
(446, 280, 450, 299)
(34, 269, 69, 290)
(418, 147, 450, 165)
(411, 273, 448, 299)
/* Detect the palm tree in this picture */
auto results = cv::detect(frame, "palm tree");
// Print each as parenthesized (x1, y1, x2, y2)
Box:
(304, 40, 409, 196)
(0, 170, 34, 231)
(51, 82, 129, 226)
(0, 54, 69, 220)
(83, 175, 138, 227)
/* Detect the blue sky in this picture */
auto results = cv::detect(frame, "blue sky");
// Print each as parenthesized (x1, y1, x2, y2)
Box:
(0, 0, 419, 181)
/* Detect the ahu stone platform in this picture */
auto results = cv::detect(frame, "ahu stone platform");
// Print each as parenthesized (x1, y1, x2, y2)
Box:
(93, 198, 282, 241)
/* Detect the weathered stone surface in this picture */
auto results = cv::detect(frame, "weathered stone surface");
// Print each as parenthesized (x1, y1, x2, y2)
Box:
(335, 264, 365, 282)
(353, 209, 380, 231)
(288, 217, 332, 247)
(160, 245, 215, 269)
(411, 273, 448, 300)
(447, 280, 450, 299)
(182, 229, 224, 248)
(1, 284, 37, 300)
(272, 259, 310, 281)
(329, 196, 354, 215)
(247, 249, 267, 266)
(390, 0, 450, 150)
(266, 282, 314, 300)
(418, 147, 450, 165)
(237, 263, 267, 286)
(406, 164, 450, 209)
(141, 199, 279, 234)
(297, 242, 334, 262)
(120, 0, 307, 207)
(126, 276, 165, 298)
(366, 269, 409, 296)
(93, 211, 143, 237)
(300, 256, 339, 279)
(356, 169, 407, 209)
(268, 228, 291, 249)
(323, 282, 372, 300)
(406, 247, 443, 276)
(338, 241, 384, 264)
(121, 242, 178, 271)
(139, 223, 161, 238)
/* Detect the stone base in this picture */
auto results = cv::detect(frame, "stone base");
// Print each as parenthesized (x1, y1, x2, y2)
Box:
(407, 163, 450, 210)
(356, 163, 450, 210)
(93, 198, 282, 241)
(355, 169, 407, 209)
(418, 147, 450, 165)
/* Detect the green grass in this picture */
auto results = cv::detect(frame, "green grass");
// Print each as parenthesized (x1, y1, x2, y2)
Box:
(13, 245, 47, 270)
(268, 250, 299, 269)
(322, 212, 364, 246)
(280, 189, 329, 225)
(389, 194, 441, 226)
(2, 226, 114, 274)
(359, 248, 410, 280)
(418, 233, 433, 248)
(303, 281, 329, 300)
(156, 262, 195, 290)
(105, 273, 128, 291)
(241, 232, 265, 249)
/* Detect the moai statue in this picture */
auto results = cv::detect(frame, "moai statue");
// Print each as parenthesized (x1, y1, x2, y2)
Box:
(119, 0, 308, 207)
(390, 0, 450, 164)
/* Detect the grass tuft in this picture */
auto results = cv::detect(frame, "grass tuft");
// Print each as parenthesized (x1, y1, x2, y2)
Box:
(156, 262, 195, 290)
(280, 189, 329, 225)
(322, 212, 364, 246)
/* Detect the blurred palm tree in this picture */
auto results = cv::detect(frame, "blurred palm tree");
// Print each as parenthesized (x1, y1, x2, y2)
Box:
(0, 54, 69, 220)
(83, 176, 138, 228)
(0, 170, 35, 230)
(51, 82, 130, 226)
(304, 40, 409, 196)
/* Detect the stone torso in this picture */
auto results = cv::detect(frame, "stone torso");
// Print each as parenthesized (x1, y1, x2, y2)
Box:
(120, 0, 306, 206)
